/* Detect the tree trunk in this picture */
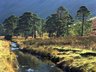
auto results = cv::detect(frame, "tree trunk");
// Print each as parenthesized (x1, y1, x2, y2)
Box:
(32, 29, 36, 39)
(34, 31, 36, 38)
(48, 33, 51, 37)
(31, 31, 34, 38)
(48, 32, 53, 37)
(81, 14, 84, 36)
(66, 24, 69, 36)
(56, 31, 60, 37)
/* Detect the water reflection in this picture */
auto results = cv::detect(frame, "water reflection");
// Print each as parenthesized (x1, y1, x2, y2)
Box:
(15, 51, 63, 72)
(11, 42, 63, 72)
(11, 42, 20, 50)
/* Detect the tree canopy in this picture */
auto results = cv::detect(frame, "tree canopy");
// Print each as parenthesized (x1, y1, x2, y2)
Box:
(45, 6, 73, 37)
(77, 6, 90, 36)
(3, 15, 18, 35)
(0, 6, 92, 37)
(16, 12, 42, 38)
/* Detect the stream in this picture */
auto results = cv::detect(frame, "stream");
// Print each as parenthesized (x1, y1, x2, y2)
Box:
(11, 42, 63, 72)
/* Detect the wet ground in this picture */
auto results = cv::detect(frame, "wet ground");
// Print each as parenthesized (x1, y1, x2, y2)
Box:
(11, 42, 63, 72)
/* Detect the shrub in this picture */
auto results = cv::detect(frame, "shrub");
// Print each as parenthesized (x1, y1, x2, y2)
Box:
(4, 35, 12, 41)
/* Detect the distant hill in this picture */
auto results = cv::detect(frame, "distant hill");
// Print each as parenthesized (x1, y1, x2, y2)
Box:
(0, 0, 96, 23)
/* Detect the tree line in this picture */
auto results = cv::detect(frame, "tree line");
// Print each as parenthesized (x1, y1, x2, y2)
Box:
(0, 6, 92, 38)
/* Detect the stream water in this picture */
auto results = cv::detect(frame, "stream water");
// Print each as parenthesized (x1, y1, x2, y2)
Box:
(11, 42, 63, 72)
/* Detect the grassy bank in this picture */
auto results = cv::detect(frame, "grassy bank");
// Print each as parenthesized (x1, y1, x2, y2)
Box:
(0, 40, 18, 72)
(13, 36, 96, 72)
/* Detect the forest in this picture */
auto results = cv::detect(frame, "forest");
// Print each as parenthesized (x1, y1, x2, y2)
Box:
(0, 6, 92, 38)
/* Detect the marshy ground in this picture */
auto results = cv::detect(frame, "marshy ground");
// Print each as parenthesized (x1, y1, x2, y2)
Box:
(1, 36, 96, 72)
(13, 36, 96, 72)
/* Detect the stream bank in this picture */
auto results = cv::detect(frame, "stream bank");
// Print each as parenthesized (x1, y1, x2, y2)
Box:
(11, 42, 63, 72)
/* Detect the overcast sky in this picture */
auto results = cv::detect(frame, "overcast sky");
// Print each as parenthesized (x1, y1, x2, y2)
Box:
(0, 0, 96, 23)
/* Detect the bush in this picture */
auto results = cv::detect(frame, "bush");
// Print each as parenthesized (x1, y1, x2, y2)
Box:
(4, 35, 12, 41)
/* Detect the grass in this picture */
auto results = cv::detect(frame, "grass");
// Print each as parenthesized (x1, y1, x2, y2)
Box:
(0, 40, 17, 72)
(13, 36, 96, 49)
(56, 47, 96, 72)
(13, 36, 96, 72)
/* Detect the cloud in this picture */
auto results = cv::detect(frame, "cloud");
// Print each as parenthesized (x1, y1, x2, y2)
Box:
(0, 0, 96, 23)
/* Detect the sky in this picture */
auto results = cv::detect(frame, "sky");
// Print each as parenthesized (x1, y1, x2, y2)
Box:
(0, 0, 96, 23)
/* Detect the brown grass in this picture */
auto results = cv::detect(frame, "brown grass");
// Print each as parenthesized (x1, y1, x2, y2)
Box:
(0, 40, 17, 72)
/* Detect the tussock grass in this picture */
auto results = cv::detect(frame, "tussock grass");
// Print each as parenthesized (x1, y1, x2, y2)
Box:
(14, 36, 96, 50)
(13, 36, 96, 72)
(0, 40, 17, 72)
(55, 47, 96, 72)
